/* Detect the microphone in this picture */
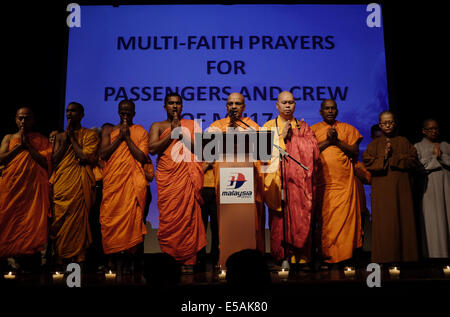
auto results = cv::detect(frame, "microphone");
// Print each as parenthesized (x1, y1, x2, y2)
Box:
(229, 109, 255, 131)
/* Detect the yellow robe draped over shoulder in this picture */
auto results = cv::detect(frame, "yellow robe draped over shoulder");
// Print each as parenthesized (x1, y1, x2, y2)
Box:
(50, 128, 99, 261)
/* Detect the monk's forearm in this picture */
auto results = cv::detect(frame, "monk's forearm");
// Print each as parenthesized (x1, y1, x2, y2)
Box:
(69, 136, 88, 162)
(336, 140, 359, 159)
(26, 145, 48, 170)
(389, 154, 419, 170)
(0, 146, 23, 166)
(52, 138, 69, 168)
(318, 140, 331, 152)
(149, 133, 172, 156)
(101, 137, 122, 161)
(125, 137, 148, 164)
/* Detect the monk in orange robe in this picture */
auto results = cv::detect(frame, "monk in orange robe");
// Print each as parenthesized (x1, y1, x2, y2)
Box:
(209, 92, 266, 255)
(100, 100, 148, 271)
(263, 91, 320, 266)
(311, 99, 363, 265)
(50, 102, 99, 264)
(0, 107, 51, 262)
(149, 93, 206, 272)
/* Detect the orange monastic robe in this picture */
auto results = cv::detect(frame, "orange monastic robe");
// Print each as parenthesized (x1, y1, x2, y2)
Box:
(311, 121, 363, 263)
(0, 133, 51, 257)
(50, 128, 99, 261)
(100, 125, 148, 254)
(209, 117, 265, 254)
(156, 119, 206, 264)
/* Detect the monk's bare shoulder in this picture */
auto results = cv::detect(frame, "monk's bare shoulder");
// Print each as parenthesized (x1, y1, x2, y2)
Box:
(1, 134, 13, 142)
(101, 124, 117, 137)
(1, 134, 13, 145)
(0, 134, 15, 154)
(150, 120, 170, 134)
(55, 131, 67, 142)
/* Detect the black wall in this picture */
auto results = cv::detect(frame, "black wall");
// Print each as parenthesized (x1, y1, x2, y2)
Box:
(1, 1, 447, 142)
(2, 2, 68, 137)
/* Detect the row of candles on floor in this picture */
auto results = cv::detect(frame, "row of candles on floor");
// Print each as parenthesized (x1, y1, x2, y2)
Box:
(3, 266, 450, 280)
(209, 266, 448, 280)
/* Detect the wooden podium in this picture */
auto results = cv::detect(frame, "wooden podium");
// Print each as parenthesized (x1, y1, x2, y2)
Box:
(206, 131, 273, 268)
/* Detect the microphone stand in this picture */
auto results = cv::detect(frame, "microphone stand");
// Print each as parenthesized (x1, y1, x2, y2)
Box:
(229, 111, 256, 131)
(273, 143, 308, 271)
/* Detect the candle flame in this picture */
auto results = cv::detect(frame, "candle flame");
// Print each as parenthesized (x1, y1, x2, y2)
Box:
(8, 271, 12, 276)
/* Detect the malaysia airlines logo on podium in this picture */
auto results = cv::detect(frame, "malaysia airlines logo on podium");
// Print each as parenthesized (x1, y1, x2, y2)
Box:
(227, 173, 247, 189)
(220, 168, 254, 204)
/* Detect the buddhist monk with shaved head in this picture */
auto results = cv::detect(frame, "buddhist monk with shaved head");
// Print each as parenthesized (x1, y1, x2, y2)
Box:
(50, 102, 99, 267)
(100, 99, 149, 273)
(311, 99, 363, 268)
(363, 111, 419, 265)
(0, 107, 52, 271)
(263, 91, 320, 268)
(207, 92, 266, 265)
(414, 119, 450, 260)
(148, 92, 206, 274)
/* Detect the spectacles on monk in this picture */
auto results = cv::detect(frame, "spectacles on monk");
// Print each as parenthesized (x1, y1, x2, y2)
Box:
(380, 121, 395, 126)
(424, 127, 439, 131)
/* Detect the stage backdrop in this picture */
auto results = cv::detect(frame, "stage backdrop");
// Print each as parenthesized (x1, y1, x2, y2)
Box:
(66, 4, 389, 227)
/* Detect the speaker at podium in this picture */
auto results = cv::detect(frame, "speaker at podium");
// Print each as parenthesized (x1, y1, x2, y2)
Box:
(202, 130, 274, 268)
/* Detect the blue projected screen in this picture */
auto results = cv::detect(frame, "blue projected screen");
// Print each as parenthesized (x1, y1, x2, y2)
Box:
(66, 4, 389, 227)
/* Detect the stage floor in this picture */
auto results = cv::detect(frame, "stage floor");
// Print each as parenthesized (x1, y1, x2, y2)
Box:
(2, 255, 450, 314)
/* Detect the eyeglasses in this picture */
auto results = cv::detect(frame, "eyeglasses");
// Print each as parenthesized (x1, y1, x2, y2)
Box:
(424, 127, 439, 131)
(379, 121, 395, 126)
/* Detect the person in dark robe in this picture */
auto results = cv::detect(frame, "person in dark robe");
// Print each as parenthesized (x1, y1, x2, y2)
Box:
(362, 111, 419, 265)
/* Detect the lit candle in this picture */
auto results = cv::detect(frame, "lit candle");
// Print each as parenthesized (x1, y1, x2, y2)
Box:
(443, 266, 450, 277)
(218, 270, 226, 280)
(105, 270, 116, 280)
(389, 266, 400, 278)
(52, 271, 64, 282)
(343, 267, 356, 278)
(277, 268, 289, 280)
(4, 271, 15, 280)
